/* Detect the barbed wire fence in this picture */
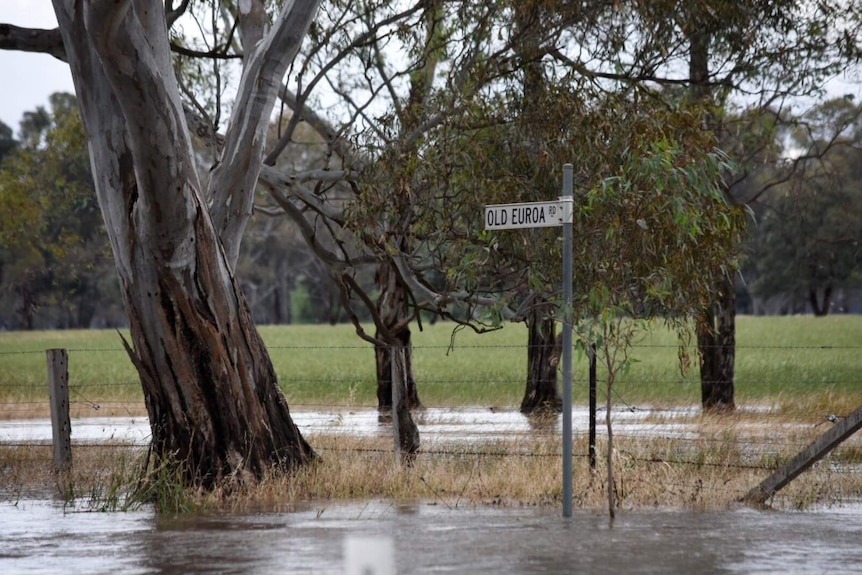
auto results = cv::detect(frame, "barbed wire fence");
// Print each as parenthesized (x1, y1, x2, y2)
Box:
(2, 341, 862, 500)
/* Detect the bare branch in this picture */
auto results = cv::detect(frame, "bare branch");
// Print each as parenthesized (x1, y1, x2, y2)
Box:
(0, 24, 66, 61)
(165, 0, 191, 28)
(208, 0, 321, 268)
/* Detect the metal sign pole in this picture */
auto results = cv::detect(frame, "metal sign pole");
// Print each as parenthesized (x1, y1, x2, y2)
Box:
(561, 164, 574, 518)
(483, 164, 574, 517)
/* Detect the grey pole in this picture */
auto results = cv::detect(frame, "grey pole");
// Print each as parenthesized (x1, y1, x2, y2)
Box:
(561, 164, 574, 517)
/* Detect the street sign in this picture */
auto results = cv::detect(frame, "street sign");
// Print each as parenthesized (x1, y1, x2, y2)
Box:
(483, 169, 576, 518)
(484, 199, 571, 230)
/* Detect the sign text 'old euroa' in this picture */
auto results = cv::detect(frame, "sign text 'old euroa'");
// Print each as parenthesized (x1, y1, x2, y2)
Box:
(484, 200, 570, 230)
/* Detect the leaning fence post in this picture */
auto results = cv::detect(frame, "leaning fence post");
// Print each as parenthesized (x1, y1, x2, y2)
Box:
(46, 348, 72, 472)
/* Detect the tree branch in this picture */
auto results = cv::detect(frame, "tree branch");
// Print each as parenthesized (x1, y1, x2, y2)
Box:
(0, 24, 66, 61)
(208, 0, 322, 269)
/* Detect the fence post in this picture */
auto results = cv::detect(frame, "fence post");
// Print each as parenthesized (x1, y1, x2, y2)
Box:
(589, 343, 597, 472)
(46, 348, 72, 472)
(390, 345, 402, 465)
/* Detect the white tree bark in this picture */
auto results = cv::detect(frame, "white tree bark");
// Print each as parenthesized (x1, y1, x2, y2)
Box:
(209, 0, 320, 268)
(49, 0, 320, 485)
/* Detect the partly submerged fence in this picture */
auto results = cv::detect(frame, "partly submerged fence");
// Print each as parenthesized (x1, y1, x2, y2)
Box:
(2, 339, 862, 503)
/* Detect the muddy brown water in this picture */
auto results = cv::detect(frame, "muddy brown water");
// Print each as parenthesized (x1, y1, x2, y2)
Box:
(3, 409, 862, 573)
(2, 498, 862, 574)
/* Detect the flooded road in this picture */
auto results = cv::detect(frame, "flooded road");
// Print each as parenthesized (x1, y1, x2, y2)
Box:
(4, 408, 861, 573)
(2, 498, 861, 574)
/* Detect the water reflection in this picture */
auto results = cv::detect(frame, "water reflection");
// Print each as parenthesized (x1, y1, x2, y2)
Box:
(2, 499, 862, 574)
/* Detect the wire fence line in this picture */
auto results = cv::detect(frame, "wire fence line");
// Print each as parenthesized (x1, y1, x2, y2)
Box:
(3, 342, 862, 356)
(2, 342, 862, 480)
(2, 342, 860, 412)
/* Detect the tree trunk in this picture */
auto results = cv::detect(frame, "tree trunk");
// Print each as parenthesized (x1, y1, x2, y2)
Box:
(52, 0, 316, 486)
(16, 286, 35, 330)
(512, 5, 562, 417)
(372, 262, 420, 454)
(375, 261, 421, 412)
(688, 10, 736, 413)
(390, 345, 420, 458)
(520, 304, 562, 414)
(809, 286, 832, 316)
(119, 217, 313, 485)
(697, 274, 736, 413)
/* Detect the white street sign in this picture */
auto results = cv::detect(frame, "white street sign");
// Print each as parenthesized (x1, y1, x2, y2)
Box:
(484, 199, 571, 230)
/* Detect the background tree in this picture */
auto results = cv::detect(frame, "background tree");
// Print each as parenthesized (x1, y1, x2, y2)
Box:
(580, 0, 862, 411)
(0, 120, 17, 165)
(0, 93, 121, 330)
(749, 97, 862, 314)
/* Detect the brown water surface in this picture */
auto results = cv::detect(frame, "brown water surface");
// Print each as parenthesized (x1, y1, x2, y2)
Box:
(1, 498, 861, 574)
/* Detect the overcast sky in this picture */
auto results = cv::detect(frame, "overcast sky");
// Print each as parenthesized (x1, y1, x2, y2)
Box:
(0, 2, 75, 132)
(1, 2, 859, 137)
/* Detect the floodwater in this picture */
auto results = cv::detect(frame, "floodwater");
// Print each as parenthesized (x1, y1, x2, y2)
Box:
(3, 409, 862, 574)
(2, 498, 862, 574)
(0, 406, 707, 445)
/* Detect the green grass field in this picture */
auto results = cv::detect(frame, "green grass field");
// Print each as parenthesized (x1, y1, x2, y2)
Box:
(1, 316, 861, 414)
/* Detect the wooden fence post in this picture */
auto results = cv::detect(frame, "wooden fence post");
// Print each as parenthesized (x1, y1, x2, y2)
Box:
(391, 345, 402, 465)
(46, 348, 72, 472)
(589, 343, 597, 472)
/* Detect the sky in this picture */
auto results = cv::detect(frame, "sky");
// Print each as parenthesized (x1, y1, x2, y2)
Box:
(1, 2, 859, 137)
(0, 2, 75, 132)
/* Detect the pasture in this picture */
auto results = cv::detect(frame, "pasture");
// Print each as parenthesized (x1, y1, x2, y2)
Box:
(1, 315, 861, 417)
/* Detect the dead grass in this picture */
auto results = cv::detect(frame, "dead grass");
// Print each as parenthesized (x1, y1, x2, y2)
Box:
(0, 444, 144, 504)
(5, 420, 859, 514)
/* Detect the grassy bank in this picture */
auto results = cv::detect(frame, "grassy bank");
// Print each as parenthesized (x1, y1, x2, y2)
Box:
(1, 316, 861, 417)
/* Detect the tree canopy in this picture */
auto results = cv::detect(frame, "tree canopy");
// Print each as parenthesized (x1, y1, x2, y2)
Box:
(0, 93, 121, 330)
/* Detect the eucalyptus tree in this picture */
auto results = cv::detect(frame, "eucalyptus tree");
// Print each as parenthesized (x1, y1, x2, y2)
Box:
(252, 0, 590, 445)
(0, 93, 118, 330)
(509, 1, 562, 415)
(425, 80, 745, 515)
(0, 121, 16, 164)
(749, 97, 862, 314)
(0, 0, 320, 486)
(546, 0, 862, 411)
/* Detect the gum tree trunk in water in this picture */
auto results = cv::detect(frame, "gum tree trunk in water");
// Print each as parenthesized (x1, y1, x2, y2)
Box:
(689, 20, 736, 413)
(697, 274, 736, 412)
(390, 345, 420, 457)
(520, 305, 562, 414)
(374, 260, 421, 413)
(48, 0, 319, 485)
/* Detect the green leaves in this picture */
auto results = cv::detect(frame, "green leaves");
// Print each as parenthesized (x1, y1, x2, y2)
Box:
(0, 93, 118, 328)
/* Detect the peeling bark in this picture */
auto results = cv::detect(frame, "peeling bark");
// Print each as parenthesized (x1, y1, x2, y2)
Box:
(50, 0, 317, 485)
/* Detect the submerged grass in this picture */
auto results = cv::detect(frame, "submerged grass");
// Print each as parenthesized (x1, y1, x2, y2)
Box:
(4, 409, 861, 513)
